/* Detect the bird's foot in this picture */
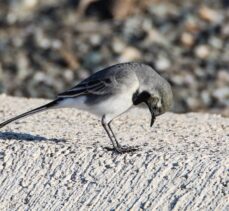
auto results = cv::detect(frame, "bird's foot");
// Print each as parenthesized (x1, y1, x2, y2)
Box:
(104, 145, 140, 153)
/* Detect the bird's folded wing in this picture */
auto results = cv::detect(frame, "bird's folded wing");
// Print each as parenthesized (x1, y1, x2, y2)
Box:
(57, 78, 114, 97)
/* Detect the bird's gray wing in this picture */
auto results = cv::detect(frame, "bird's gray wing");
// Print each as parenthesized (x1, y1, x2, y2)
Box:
(57, 77, 115, 97)
(57, 63, 139, 98)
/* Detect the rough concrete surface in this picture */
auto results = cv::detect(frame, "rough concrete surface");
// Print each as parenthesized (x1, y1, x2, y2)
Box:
(0, 95, 228, 211)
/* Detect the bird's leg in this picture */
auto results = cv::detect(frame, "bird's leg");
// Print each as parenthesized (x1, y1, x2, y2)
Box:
(101, 116, 139, 153)
(101, 118, 119, 151)
(107, 122, 121, 148)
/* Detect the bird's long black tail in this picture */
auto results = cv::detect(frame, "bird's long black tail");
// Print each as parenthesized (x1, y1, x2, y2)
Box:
(0, 99, 60, 129)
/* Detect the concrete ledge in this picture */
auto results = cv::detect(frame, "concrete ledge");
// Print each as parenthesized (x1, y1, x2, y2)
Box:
(0, 95, 228, 210)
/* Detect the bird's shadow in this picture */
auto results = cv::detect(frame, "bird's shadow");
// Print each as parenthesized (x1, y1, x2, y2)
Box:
(0, 132, 66, 143)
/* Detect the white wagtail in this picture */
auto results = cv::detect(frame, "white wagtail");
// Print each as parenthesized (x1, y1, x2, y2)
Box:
(0, 62, 173, 153)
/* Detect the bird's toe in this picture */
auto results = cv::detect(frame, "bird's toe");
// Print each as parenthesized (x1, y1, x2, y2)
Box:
(103, 145, 140, 154)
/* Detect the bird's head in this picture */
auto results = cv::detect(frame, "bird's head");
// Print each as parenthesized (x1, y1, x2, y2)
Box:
(132, 80, 173, 127)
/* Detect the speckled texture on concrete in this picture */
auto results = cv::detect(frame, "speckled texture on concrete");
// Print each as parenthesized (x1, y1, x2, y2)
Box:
(0, 95, 228, 211)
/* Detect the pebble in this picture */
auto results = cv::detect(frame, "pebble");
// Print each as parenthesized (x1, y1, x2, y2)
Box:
(22, 0, 38, 10)
(213, 87, 229, 106)
(209, 37, 223, 49)
(198, 6, 223, 23)
(155, 57, 171, 71)
(186, 97, 201, 110)
(63, 69, 74, 82)
(119, 47, 142, 62)
(194, 45, 210, 59)
(201, 91, 212, 107)
(222, 24, 229, 37)
(184, 17, 200, 33)
(180, 32, 195, 47)
(217, 70, 229, 83)
(112, 38, 126, 54)
(89, 34, 102, 47)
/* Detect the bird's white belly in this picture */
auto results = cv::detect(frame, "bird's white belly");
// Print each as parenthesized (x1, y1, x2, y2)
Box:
(58, 93, 133, 122)
(92, 93, 133, 117)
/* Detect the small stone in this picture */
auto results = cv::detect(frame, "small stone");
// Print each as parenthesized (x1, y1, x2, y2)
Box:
(63, 69, 74, 82)
(118, 47, 142, 62)
(85, 52, 103, 67)
(180, 32, 195, 47)
(33, 72, 46, 83)
(209, 37, 223, 49)
(194, 68, 205, 78)
(198, 6, 223, 23)
(89, 34, 102, 46)
(222, 24, 229, 38)
(186, 97, 201, 110)
(155, 57, 171, 71)
(8, 0, 38, 21)
(194, 45, 210, 59)
(23, 0, 38, 10)
(213, 87, 229, 106)
(7, 13, 17, 24)
(184, 17, 200, 33)
(35, 29, 51, 49)
(217, 70, 229, 83)
(183, 74, 196, 87)
(52, 40, 62, 49)
(171, 75, 184, 86)
(147, 28, 165, 44)
(201, 91, 212, 106)
(112, 38, 126, 54)
(222, 108, 229, 117)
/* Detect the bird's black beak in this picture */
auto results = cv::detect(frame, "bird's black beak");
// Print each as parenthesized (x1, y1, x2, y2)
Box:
(146, 102, 156, 127)
(150, 113, 155, 127)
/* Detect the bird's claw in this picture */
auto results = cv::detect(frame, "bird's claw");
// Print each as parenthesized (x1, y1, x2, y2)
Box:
(104, 145, 140, 153)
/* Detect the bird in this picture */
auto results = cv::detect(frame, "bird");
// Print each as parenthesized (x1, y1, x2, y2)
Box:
(0, 62, 173, 153)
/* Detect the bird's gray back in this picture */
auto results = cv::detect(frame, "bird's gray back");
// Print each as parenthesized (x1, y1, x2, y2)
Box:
(58, 62, 140, 98)
(81, 63, 137, 82)
(78, 62, 140, 91)
(82, 62, 169, 94)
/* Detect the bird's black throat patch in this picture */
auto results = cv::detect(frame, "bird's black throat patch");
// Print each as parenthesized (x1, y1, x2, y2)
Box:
(132, 90, 151, 105)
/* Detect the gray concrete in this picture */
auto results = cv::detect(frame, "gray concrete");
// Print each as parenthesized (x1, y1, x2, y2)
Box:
(0, 95, 228, 211)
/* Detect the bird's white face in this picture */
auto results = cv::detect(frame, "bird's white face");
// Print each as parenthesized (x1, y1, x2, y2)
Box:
(154, 98, 163, 115)
(148, 94, 172, 116)
(147, 81, 173, 117)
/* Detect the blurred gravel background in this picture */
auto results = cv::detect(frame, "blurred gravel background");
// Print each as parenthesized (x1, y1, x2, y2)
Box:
(0, 0, 228, 116)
